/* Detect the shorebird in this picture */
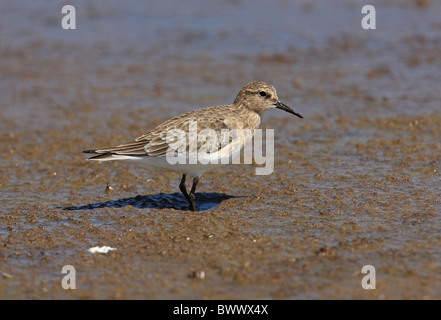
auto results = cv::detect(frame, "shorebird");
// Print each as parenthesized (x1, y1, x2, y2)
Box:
(83, 81, 303, 211)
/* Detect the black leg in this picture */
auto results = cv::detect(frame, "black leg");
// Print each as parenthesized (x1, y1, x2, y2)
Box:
(190, 177, 199, 195)
(179, 174, 190, 200)
(179, 174, 198, 211)
(188, 177, 199, 211)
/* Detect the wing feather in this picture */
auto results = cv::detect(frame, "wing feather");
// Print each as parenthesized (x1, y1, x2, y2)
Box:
(83, 104, 259, 158)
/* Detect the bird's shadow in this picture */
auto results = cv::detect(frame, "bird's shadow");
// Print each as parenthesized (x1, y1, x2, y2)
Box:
(62, 192, 241, 212)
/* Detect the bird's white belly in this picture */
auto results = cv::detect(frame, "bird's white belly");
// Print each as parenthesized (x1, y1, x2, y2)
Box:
(99, 145, 243, 179)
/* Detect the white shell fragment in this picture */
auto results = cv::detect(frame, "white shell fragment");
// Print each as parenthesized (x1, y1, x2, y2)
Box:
(88, 246, 117, 254)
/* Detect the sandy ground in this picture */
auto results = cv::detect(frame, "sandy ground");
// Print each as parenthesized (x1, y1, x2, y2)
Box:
(1, 1, 440, 299)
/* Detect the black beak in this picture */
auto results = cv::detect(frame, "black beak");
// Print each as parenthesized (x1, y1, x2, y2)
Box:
(275, 101, 303, 118)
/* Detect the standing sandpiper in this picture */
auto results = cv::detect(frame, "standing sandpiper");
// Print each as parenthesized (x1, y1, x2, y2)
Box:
(83, 81, 303, 211)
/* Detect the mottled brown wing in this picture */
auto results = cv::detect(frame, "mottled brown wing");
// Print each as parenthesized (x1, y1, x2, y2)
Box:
(83, 105, 242, 157)
(143, 115, 233, 157)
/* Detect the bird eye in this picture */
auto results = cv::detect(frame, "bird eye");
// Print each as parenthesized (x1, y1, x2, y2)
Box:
(259, 91, 267, 97)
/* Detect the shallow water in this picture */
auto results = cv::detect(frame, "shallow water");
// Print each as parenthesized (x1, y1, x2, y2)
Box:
(1, 0, 440, 299)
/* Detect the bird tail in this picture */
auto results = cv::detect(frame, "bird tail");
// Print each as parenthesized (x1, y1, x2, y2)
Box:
(82, 149, 117, 161)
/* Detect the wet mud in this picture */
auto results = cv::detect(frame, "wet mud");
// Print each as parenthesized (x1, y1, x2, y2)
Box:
(1, 1, 440, 299)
